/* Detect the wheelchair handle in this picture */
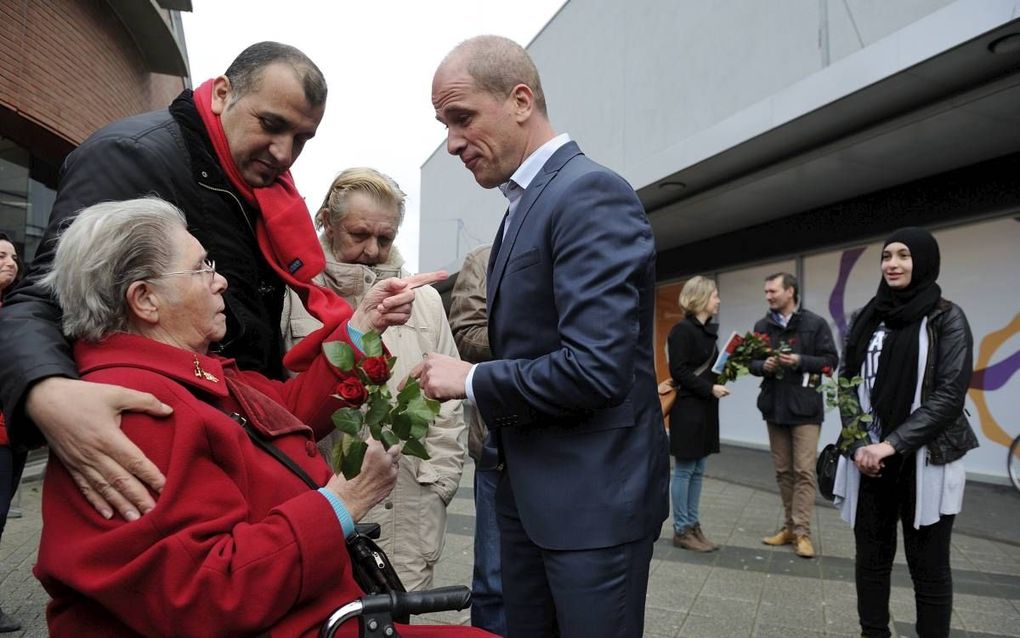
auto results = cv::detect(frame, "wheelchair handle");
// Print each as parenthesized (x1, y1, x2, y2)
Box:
(320, 586, 471, 638)
(363, 586, 472, 618)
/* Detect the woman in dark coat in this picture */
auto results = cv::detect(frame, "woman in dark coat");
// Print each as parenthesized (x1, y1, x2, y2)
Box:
(0, 233, 24, 632)
(667, 276, 730, 552)
(835, 227, 978, 638)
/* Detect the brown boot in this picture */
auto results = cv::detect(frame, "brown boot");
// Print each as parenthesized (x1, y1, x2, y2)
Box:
(762, 527, 796, 546)
(794, 534, 815, 558)
(673, 527, 714, 552)
(691, 522, 719, 551)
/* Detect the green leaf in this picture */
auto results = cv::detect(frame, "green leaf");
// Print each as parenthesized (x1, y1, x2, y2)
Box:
(332, 408, 363, 436)
(397, 378, 422, 406)
(369, 422, 383, 441)
(409, 420, 429, 440)
(403, 395, 436, 429)
(424, 397, 441, 416)
(391, 413, 412, 439)
(380, 429, 400, 449)
(838, 377, 850, 388)
(323, 341, 355, 371)
(362, 330, 384, 358)
(340, 439, 368, 479)
(364, 394, 390, 427)
(858, 414, 873, 423)
(402, 438, 431, 460)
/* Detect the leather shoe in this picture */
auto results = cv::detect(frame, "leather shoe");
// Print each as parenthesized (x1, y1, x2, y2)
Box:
(794, 534, 815, 558)
(761, 527, 795, 546)
(673, 527, 714, 552)
(691, 522, 719, 551)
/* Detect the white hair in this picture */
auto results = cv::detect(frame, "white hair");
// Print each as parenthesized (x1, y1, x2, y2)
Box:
(41, 198, 187, 342)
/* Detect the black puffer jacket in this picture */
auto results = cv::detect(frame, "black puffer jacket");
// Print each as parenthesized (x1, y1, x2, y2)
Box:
(842, 299, 979, 465)
(749, 308, 839, 426)
(0, 90, 286, 447)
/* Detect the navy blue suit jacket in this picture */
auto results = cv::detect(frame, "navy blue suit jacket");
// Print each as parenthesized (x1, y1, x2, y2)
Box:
(473, 141, 669, 551)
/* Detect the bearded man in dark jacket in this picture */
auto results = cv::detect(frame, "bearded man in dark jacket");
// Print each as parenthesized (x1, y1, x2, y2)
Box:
(748, 272, 838, 559)
(0, 42, 430, 522)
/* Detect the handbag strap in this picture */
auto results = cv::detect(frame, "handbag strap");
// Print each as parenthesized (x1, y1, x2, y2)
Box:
(692, 345, 717, 378)
(225, 411, 320, 490)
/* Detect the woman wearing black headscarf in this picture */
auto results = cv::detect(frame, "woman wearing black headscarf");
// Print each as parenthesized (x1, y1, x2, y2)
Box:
(835, 227, 978, 638)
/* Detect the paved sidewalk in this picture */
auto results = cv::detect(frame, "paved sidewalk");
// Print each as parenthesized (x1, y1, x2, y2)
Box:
(3, 450, 1020, 637)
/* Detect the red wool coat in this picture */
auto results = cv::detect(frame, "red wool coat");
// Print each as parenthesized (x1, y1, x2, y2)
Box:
(34, 332, 491, 638)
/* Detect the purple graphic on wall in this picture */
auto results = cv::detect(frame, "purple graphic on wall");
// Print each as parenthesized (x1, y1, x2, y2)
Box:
(828, 246, 867, 343)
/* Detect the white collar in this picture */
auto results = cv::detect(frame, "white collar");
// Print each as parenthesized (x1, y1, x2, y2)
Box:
(501, 133, 571, 195)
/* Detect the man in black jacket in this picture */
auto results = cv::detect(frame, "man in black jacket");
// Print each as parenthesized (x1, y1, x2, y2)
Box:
(749, 272, 838, 558)
(0, 42, 427, 521)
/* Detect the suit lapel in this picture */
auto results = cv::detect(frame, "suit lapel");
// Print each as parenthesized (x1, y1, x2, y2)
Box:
(487, 141, 583, 307)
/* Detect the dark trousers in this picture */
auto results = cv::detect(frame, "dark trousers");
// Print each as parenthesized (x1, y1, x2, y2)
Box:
(471, 457, 506, 635)
(496, 471, 654, 638)
(0, 445, 26, 542)
(854, 453, 954, 638)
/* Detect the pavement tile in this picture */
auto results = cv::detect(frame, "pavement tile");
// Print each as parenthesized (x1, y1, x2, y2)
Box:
(756, 601, 826, 631)
(643, 605, 687, 637)
(753, 623, 832, 637)
(678, 612, 754, 638)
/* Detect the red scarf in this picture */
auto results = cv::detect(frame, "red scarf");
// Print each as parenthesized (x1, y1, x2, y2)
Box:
(193, 79, 348, 372)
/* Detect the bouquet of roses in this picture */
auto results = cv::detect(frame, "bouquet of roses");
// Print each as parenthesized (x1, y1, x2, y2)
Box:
(323, 330, 440, 479)
(816, 366, 872, 451)
(714, 331, 774, 384)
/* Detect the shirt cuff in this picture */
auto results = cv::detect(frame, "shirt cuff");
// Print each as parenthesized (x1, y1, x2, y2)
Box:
(346, 323, 366, 353)
(465, 363, 479, 405)
(317, 487, 355, 539)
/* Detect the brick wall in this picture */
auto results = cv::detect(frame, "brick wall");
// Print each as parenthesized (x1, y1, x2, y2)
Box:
(0, 0, 187, 159)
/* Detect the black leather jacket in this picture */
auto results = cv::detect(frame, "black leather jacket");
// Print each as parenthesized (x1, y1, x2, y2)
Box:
(842, 299, 979, 464)
(0, 91, 286, 447)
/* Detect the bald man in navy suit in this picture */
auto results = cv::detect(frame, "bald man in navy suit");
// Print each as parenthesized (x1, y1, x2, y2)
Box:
(416, 35, 669, 638)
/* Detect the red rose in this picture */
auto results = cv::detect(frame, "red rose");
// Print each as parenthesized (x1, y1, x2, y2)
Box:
(335, 376, 368, 407)
(822, 366, 833, 377)
(362, 356, 390, 385)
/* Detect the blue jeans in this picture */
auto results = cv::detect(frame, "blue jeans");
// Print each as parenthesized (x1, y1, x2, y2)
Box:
(471, 457, 506, 635)
(671, 456, 706, 534)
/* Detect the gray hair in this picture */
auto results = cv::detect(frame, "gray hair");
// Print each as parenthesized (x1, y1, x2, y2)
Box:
(447, 35, 547, 117)
(41, 198, 186, 342)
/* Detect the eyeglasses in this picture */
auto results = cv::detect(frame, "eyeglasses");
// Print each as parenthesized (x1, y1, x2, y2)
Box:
(152, 258, 217, 280)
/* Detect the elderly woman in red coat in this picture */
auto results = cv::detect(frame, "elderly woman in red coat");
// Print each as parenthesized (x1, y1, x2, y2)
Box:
(32, 198, 493, 638)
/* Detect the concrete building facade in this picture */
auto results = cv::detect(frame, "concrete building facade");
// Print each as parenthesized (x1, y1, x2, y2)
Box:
(419, 0, 1020, 482)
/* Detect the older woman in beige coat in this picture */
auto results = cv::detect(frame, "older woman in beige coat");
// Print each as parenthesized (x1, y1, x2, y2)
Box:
(283, 167, 466, 591)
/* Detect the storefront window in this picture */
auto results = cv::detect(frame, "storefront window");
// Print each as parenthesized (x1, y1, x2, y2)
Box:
(0, 137, 57, 262)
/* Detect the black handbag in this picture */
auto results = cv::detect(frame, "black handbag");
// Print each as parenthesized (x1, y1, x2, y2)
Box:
(816, 443, 840, 501)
